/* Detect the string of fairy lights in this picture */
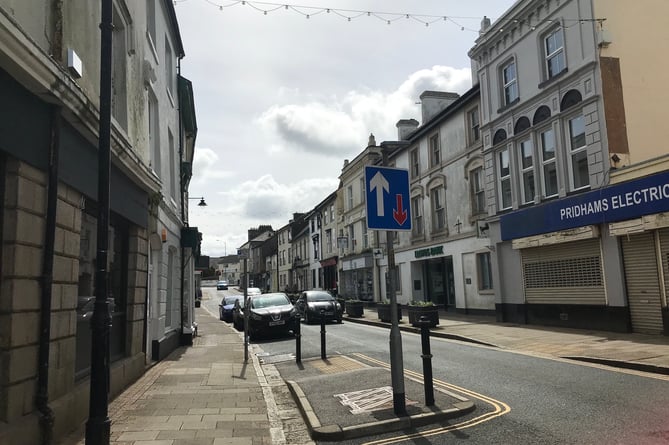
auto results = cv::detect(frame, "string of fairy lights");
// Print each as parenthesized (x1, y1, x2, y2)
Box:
(173, 0, 606, 33)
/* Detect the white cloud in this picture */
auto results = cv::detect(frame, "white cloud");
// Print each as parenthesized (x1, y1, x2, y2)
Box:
(257, 65, 472, 157)
(191, 147, 236, 185)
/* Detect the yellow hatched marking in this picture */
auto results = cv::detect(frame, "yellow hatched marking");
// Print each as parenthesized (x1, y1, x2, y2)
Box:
(352, 353, 511, 445)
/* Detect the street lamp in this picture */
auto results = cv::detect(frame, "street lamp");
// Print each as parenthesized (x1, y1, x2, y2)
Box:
(189, 196, 207, 206)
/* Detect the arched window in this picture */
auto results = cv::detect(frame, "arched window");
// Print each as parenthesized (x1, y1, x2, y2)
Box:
(493, 129, 507, 146)
(533, 106, 551, 125)
(514, 116, 531, 134)
(560, 90, 582, 111)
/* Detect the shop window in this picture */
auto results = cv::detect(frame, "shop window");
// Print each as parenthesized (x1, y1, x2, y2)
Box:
(477, 252, 493, 290)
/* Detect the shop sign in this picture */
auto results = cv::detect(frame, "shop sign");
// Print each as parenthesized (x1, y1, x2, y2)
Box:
(501, 169, 669, 240)
(414, 245, 444, 259)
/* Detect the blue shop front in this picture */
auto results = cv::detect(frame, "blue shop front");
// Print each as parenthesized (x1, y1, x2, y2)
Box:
(495, 170, 669, 334)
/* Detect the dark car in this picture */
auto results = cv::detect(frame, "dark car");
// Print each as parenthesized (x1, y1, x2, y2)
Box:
(294, 290, 343, 324)
(216, 280, 229, 290)
(232, 292, 298, 339)
(219, 294, 242, 322)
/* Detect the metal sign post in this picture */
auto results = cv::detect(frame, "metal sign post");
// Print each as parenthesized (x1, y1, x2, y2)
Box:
(241, 254, 249, 363)
(364, 160, 411, 416)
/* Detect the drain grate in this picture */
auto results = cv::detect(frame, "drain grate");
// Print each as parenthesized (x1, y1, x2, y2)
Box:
(334, 386, 417, 414)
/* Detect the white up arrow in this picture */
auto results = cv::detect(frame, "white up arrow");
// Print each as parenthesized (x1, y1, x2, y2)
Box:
(369, 171, 389, 217)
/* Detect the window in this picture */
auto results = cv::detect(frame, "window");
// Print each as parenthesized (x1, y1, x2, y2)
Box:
(518, 139, 534, 204)
(165, 37, 174, 99)
(112, 6, 128, 130)
(147, 0, 156, 47)
(360, 177, 365, 204)
(330, 204, 334, 222)
(362, 224, 368, 248)
(347, 185, 353, 210)
(411, 196, 423, 236)
(502, 60, 518, 105)
(168, 130, 177, 200)
(431, 187, 446, 232)
(166, 249, 175, 327)
(470, 167, 485, 214)
(313, 238, 319, 260)
(348, 225, 355, 250)
(410, 148, 420, 178)
(568, 115, 589, 189)
(148, 92, 160, 177)
(477, 252, 493, 290)
(468, 107, 480, 143)
(429, 134, 440, 167)
(326, 229, 332, 254)
(498, 149, 511, 209)
(545, 28, 565, 78)
(540, 129, 558, 197)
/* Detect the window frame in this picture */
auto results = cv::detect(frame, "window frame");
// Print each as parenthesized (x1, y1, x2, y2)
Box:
(544, 27, 566, 79)
(468, 107, 480, 144)
(567, 114, 589, 191)
(430, 186, 446, 232)
(347, 185, 353, 210)
(411, 195, 423, 237)
(497, 148, 512, 210)
(518, 138, 535, 205)
(470, 166, 486, 215)
(501, 59, 519, 106)
(477, 252, 493, 290)
(539, 127, 558, 198)
(410, 147, 420, 178)
(429, 133, 440, 168)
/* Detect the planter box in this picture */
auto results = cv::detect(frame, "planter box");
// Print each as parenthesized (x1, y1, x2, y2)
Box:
(345, 301, 364, 318)
(376, 304, 402, 323)
(407, 305, 439, 327)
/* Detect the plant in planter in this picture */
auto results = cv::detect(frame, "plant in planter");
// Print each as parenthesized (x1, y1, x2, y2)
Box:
(407, 300, 439, 327)
(345, 299, 364, 318)
(376, 300, 402, 322)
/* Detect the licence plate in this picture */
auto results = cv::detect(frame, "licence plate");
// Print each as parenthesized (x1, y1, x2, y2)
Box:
(269, 320, 285, 326)
(324, 311, 334, 316)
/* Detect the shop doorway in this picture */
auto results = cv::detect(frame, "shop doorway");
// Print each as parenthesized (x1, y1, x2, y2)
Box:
(426, 257, 455, 307)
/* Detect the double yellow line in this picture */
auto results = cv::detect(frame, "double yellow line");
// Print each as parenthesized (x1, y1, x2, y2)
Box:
(352, 353, 511, 445)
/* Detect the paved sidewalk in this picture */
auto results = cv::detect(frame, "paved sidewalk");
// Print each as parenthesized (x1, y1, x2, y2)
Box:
(346, 308, 669, 375)
(59, 308, 304, 445)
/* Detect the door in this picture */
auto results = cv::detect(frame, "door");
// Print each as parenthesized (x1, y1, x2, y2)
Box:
(621, 232, 664, 334)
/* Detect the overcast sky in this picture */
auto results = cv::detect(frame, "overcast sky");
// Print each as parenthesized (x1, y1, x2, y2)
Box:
(175, 0, 514, 257)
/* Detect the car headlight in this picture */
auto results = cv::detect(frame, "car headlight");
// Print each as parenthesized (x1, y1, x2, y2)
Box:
(250, 312, 262, 320)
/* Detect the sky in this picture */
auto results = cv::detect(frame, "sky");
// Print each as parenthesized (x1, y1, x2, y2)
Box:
(174, 0, 515, 257)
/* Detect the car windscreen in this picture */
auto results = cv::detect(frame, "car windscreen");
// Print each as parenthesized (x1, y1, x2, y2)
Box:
(251, 294, 291, 308)
(224, 296, 240, 305)
(306, 292, 334, 302)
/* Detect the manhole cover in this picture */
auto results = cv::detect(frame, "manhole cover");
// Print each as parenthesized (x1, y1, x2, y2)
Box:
(334, 386, 417, 414)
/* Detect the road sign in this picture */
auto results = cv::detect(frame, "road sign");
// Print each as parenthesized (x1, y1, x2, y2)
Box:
(365, 166, 411, 231)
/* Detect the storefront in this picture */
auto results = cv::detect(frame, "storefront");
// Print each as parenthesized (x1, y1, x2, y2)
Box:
(320, 256, 338, 294)
(340, 253, 374, 300)
(500, 169, 669, 334)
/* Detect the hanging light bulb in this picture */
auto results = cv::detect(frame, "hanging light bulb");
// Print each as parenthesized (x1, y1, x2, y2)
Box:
(306, 14, 309, 18)
(264, 10, 267, 15)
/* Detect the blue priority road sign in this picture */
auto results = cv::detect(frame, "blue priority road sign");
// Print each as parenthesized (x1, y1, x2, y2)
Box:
(365, 166, 411, 231)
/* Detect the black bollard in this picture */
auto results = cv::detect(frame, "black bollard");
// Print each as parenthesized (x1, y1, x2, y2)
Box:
(320, 309, 326, 359)
(295, 315, 302, 363)
(418, 315, 434, 406)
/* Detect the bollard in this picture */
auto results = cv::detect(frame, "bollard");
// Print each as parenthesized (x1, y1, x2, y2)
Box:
(417, 315, 434, 406)
(320, 309, 326, 359)
(295, 315, 302, 363)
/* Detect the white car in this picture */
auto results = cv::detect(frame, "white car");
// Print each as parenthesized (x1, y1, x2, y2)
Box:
(246, 287, 262, 296)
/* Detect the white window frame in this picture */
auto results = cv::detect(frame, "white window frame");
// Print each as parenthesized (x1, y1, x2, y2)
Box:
(359, 177, 365, 204)
(518, 138, 535, 205)
(497, 148, 512, 210)
(477, 252, 493, 290)
(468, 107, 480, 144)
(348, 225, 355, 250)
(501, 59, 518, 105)
(470, 166, 485, 215)
(539, 128, 558, 198)
(567, 114, 589, 190)
(429, 134, 440, 168)
(430, 187, 446, 232)
(362, 224, 368, 248)
(148, 91, 160, 177)
(411, 196, 423, 236)
(410, 148, 420, 178)
(347, 185, 353, 210)
(544, 27, 566, 79)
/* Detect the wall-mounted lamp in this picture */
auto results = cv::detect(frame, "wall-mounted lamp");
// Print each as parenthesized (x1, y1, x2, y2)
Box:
(189, 196, 207, 206)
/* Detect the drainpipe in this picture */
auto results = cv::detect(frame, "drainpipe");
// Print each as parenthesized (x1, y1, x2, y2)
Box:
(36, 105, 60, 445)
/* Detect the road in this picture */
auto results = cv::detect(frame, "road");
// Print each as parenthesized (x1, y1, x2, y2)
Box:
(199, 286, 669, 444)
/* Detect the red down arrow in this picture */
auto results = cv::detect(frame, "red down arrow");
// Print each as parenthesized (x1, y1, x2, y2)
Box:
(393, 194, 407, 225)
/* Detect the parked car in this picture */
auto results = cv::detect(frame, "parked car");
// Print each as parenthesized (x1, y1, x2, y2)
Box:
(219, 294, 242, 322)
(216, 280, 229, 290)
(246, 287, 262, 296)
(231, 292, 298, 339)
(294, 290, 343, 324)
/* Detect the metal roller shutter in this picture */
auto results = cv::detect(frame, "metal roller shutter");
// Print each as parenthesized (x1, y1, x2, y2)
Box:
(522, 238, 605, 304)
(621, 232, 663, 334)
